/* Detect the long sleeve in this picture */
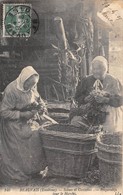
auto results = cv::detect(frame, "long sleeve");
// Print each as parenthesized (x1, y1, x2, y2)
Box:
(108, 94, 123, 107)
(108, 79, 123, 107)
(0, 88, 20, 120)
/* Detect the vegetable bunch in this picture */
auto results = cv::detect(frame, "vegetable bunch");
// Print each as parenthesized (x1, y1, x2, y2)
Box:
(79, 89, 110, 125)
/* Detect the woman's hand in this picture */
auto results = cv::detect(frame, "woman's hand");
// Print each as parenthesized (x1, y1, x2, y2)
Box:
(20, 111, 34, 120)
(95, 95, 109, 104)
(84, 95, 94, 103)
(31, 109, 38, 115)
(38, 106, 48, 115)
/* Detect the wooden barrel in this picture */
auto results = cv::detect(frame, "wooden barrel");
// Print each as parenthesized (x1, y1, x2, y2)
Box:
(96, 132, 122, 186)
(39, 125, 97, 178)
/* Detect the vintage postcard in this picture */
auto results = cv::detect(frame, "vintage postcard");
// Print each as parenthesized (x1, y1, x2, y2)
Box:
(0, 0, 123, 195)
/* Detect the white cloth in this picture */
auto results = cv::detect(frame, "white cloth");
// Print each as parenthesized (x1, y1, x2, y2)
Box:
(16, 66, 39, 92)
(103, 106, 123, 132)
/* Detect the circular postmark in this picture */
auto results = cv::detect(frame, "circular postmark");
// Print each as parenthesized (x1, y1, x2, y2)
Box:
(4, 4, 39, 37)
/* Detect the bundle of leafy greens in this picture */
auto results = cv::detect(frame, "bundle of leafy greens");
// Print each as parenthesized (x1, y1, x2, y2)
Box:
(79, 89, 110, 126)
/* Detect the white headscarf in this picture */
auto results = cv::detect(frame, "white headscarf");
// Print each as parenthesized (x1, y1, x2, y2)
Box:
(91, 56, 123, 95)
(16, 66, 39, 92)
(91, 56, 108, 72)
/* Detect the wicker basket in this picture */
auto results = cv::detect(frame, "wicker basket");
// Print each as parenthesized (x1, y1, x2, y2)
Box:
(96, 132, 122, 186)
(39, 124, 97, 178)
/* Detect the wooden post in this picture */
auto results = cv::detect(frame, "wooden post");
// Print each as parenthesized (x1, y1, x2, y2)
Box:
(54, 17, 67, 50)
(54, 17, 69, 99)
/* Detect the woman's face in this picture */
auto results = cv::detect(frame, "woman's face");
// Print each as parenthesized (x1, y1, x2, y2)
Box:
(23, 75, 38, 91)
(92, 61, 107, 80)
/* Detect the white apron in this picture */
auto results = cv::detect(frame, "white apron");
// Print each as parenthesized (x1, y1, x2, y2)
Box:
(103, 105, 123, 133)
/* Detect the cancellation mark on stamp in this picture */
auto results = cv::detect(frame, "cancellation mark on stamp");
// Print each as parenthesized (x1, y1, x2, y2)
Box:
(3, 4, 39, 37)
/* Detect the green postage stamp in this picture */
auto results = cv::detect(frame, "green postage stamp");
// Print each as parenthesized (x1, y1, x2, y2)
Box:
(3, 4, 32, 37)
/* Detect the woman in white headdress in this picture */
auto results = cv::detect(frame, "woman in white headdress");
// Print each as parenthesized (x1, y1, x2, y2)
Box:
(0, 66, 47, 184)
(70, 56, 123, 132)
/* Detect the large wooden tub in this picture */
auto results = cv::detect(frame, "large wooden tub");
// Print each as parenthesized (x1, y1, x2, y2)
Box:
(39, 124, 97, 178)
(96, 132, 122, 186)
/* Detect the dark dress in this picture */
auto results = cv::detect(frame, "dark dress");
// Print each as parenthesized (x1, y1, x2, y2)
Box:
(71, 74, 123, 131)
(75, 75, 123, 107)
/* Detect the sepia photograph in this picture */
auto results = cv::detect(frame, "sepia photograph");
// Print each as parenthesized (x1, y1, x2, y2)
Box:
(0, 0, 123, 194)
